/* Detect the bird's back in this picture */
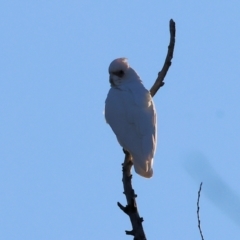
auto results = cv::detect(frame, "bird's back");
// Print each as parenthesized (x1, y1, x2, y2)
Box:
(105, 80, 157, 178)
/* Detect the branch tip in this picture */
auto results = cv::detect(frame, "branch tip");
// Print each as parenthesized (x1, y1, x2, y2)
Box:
(150, 18, 176, 97)
(117, 202, 128, 214)
(125, 230, 135, 236)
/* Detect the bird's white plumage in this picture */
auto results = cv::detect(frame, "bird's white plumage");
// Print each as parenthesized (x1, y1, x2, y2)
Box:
(105, 58, 157, 178)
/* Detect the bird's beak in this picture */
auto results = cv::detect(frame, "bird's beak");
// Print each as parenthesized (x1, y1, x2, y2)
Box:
(109, 76, 114, 86)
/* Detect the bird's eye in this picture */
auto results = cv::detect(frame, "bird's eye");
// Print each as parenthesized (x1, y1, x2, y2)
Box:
(112, 70, 124, 77)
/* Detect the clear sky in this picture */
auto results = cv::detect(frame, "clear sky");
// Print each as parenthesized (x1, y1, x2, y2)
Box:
(1, 1, 240, 239)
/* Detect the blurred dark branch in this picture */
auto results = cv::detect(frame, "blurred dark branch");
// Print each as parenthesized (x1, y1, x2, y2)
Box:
(118, 19, 176, 239)
(197, 182, 204, 240)
(150, 19, 176, 97)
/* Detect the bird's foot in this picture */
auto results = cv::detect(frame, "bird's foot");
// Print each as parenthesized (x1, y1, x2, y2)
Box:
(122, 149, 133, 169)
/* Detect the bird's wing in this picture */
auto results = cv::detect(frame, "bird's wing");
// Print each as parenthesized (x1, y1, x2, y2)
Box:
(105, 83, 157, 160)
(127, 84, 157, 160)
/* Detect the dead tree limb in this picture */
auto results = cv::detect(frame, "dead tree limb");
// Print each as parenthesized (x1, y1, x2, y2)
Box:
(197, 182, 204, 240)
(118, 19, 176, 239)
(150, 19, 176, 97)
(117, 151, 146, 240)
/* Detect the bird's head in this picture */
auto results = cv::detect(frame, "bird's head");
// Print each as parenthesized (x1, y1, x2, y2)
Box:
(108, 58, 130, 87)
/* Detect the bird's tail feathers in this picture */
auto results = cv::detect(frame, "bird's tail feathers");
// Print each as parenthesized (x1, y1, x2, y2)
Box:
(132, 156, 153, 178)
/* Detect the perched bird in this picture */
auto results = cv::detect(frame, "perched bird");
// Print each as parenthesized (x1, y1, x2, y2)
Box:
(105, 58, 157, 178)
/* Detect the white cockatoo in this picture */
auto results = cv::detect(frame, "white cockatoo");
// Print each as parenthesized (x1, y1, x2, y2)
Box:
(105, 58, 157, 178)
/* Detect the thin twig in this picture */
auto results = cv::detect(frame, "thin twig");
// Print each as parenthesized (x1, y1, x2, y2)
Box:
(150, 19, 176, 97)
(197, 182, 204, 240)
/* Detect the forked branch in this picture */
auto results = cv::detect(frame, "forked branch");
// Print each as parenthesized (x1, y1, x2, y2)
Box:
(118, 19, 176, 239)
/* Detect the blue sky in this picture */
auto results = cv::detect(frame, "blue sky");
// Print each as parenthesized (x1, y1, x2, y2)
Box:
(1, 1, 240, 239)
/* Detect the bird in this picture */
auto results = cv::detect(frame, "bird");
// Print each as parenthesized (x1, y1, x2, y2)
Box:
(105, 58, 157, 178)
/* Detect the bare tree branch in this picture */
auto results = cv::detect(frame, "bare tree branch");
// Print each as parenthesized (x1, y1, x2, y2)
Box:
(118, 19, 176, 239)
(117, 151, 146, 240)
(150, 19, 176, 97)
(197, 182, 204, 240)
